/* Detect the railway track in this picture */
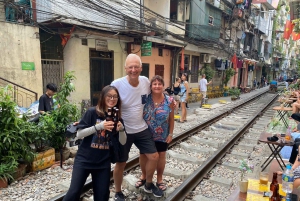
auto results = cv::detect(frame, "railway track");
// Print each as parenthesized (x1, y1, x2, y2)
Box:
(49, 88, 279, 201)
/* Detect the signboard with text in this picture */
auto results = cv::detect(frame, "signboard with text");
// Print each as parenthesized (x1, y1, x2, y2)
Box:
(141, 42, 152, 56)
(95, 39, 108, 51)
(21, 62, 35, 70)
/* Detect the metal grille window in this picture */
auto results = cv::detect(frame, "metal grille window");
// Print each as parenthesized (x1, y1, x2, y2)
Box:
(191, 56, 199, 83)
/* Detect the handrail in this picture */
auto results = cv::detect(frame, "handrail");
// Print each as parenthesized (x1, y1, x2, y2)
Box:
(0, 76, 38, 107)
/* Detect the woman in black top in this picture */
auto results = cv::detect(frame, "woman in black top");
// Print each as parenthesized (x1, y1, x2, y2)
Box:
(63, 85, 126, 201)
(173, 77, 181, 114)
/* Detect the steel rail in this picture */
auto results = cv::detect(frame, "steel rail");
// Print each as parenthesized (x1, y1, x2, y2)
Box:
(165, 92, 279, 201)
(49, 89, 270, 201)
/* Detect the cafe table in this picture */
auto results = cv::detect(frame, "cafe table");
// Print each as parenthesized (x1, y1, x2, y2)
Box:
(259, 132, 294, 172)
(272, 106, 293, 128)
(246, 179, 286, 200)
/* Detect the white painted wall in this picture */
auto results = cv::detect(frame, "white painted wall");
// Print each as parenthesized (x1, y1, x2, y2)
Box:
(63, 36, 127, 104)
(0, 22, 43, 103)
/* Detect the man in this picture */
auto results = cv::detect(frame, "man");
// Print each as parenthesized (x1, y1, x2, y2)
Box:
(38, 83, 57, 114)
(253, 77, 257, 89)
(198, 74, 211, 107)
(111, 54, 162, 200)
(269, 79, 278, 92)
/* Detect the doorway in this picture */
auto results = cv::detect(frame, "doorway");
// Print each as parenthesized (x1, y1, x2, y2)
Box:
(90, 50, 114, 106)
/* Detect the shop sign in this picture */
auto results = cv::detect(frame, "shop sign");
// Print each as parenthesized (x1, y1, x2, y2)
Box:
(141, 42, 152, 56)
(95, 39, 108, 51)
(21, 62, 35, 70)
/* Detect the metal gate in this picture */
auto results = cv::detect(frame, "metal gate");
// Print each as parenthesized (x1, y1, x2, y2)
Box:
(41, 59, 64, 93)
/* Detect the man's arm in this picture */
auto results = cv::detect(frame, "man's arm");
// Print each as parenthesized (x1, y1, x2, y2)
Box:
(206, 80, 212, 86)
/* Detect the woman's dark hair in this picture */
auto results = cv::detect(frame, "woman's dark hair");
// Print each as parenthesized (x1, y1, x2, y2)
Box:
(96, 85, 122, 118)
(175, 77, 180, 82)
(150, 75, 164, 87)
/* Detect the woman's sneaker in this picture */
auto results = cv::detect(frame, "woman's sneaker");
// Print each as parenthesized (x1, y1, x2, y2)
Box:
(143, 183, 163, 197)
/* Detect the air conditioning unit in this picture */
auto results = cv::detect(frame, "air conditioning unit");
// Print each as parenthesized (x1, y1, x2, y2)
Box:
(200, 54, 212, 63)
(124, 19, 140, 30)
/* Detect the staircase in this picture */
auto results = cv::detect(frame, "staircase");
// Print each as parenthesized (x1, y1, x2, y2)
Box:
(0, 77, 38, 108)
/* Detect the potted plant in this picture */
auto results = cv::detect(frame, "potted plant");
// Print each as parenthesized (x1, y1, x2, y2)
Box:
(239, 159, 254, 193)
(48, 71, 80, 161)
(199, 64, 215, 82)
(223, 86, 230, 97)
(0, 86, 35, 176)
(0, 160, 18, 188)
(229, 87, 241, 101)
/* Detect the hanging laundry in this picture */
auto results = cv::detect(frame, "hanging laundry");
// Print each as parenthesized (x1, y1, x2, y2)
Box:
(215, 58, 222, 68)
(237, 59, 243, 68)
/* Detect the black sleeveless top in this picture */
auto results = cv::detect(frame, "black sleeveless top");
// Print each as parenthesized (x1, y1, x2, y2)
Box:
(173, 84, 180, 95)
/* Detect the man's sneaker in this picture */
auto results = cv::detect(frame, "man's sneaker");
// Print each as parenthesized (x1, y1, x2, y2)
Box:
(115, 192, 125, 201)
(143, 183, 163, 197)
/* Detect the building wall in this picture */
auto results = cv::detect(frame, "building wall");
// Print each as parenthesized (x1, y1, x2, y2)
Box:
(63, 37, 127, 104)
(130, 44, 172, 87)
(0, 22, 43, 100)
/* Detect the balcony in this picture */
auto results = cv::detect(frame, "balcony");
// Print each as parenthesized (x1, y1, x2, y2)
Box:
(290, 0, 300, 20)
(254, 16, 267, 34)
(206, 0, 233, 15)
(252, 0, 275, 10)
(4, 1, 33, 24)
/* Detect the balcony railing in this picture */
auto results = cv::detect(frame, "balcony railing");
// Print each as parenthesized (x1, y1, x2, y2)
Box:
(206, 0, 233, 15)
(5, 1, 33, 24)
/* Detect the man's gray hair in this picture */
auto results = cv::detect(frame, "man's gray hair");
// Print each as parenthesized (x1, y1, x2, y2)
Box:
(124, 54, 142, 67)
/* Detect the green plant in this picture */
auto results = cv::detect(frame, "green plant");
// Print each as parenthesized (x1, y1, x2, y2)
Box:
(47, 71, 80, 151)
(0, 160, 18, 182)
(228, 87, 241, 98)
(199, 64, 215, 82)
(0, 86, 35, 164)
(271, 118, 281, 129)
(239, 159, 254, 181)
(224, 68, 235, 87)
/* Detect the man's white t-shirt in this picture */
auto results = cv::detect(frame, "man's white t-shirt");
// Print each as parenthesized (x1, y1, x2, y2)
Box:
(199, 78, 208, 92)
(111, 76, 150, 134)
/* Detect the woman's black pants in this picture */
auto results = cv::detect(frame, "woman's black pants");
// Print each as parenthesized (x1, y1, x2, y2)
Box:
(63, 166, 111, 201)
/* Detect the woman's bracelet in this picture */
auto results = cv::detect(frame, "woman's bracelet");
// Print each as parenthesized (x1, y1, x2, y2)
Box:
(169, 133, 173, 137)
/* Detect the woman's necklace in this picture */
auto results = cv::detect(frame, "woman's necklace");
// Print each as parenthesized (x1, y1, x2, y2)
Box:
(153, 94, 164, 107)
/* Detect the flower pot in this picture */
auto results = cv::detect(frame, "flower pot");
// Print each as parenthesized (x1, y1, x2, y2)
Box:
(239, 180, 249, 193)
(31, 147, 55, 172)
(12, 164, 27, 180)
(55, 148, 70, 161)
(0, 178, 8, 188)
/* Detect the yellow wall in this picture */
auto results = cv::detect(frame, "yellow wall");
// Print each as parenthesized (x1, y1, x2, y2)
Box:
(131, 44, 172, 87)
(0, 22, 43, 105)
(63, 37, 127, 104)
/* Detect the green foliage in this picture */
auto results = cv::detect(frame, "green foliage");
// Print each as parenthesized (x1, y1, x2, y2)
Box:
(0, 86, 34, 165)
(224, 68, 235, 87)
(267, 75, 271, 83)
(47, 71, 80, 151)
(239, 159, 254, 181)
(199, 64, 215, 82)
(228, 87, 241, 98)
(0, 160, 18, 182)
(271, 118, 281, 129)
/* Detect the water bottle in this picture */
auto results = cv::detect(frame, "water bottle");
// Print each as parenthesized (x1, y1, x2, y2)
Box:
(282, 164, 294, 194)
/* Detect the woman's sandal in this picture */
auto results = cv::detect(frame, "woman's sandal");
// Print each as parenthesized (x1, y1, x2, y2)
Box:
(156, 182, 167, 191)
(135, 179, 146, 188)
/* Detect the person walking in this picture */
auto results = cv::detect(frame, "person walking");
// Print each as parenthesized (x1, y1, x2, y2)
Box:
(179, 73, 189, 123)
(38, 83, 58, 114)
(136, 75, 174, 191)
(198, 74, 211, 107)
(173, 77, 181, 114)
(63, 85, 125, 201)
(111, 54, 163, 200)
